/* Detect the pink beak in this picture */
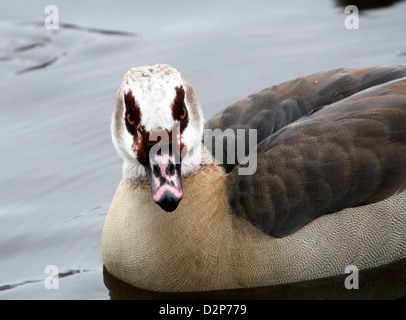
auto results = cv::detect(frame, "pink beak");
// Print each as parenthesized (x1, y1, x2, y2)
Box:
(144, 142, 183, 212)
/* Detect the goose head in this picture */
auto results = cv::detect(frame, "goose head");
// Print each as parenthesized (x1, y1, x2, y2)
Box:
(111, 64, 204, 212)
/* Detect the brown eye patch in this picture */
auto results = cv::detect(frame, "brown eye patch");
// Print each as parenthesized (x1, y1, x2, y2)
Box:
(124, 89, 141, 136)
(171, 86, 189, 132)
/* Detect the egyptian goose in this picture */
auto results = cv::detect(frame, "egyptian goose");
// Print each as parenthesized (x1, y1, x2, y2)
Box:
(102, 64, 406, 292)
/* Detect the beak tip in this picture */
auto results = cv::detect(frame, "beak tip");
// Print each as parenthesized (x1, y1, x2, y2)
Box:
(156, 191, 182, 212)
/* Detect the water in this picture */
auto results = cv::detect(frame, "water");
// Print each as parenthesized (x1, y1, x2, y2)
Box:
(0, 0, 405, 299)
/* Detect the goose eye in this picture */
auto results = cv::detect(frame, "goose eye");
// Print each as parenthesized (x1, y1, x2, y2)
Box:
(127, 113, 135, 125)
(180, 107, 187, 120)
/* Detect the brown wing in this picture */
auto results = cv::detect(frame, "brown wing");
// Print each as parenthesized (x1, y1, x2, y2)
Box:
(204, 65, 406, 173)
(225, 76, 406, 237)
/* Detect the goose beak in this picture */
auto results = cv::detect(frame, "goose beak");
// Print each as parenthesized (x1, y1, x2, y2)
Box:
(144, 142, 183, 212)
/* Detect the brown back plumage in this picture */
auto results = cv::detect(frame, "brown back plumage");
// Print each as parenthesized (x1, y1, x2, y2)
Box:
(205, 65, 406, 237)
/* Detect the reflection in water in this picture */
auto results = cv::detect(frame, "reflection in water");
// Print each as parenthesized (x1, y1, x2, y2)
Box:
(103, 259, 406, 300)
(16, 56, 58, 74)
(335, 0, 405, 10)
(23, 21, 139, 37)
(3, 21, 138, 75)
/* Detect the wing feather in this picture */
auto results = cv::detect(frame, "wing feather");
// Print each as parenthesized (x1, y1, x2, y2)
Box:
(207, 68, 406, 237)
(205, 65, 406, 173)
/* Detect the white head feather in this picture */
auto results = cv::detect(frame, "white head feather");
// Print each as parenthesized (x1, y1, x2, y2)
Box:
(111, 64, 205, 181)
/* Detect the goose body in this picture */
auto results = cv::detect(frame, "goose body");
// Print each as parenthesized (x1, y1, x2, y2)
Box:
(102, 64, 406, 292)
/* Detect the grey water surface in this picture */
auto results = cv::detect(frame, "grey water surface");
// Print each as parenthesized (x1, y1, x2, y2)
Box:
(0, 0, 405, 299)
